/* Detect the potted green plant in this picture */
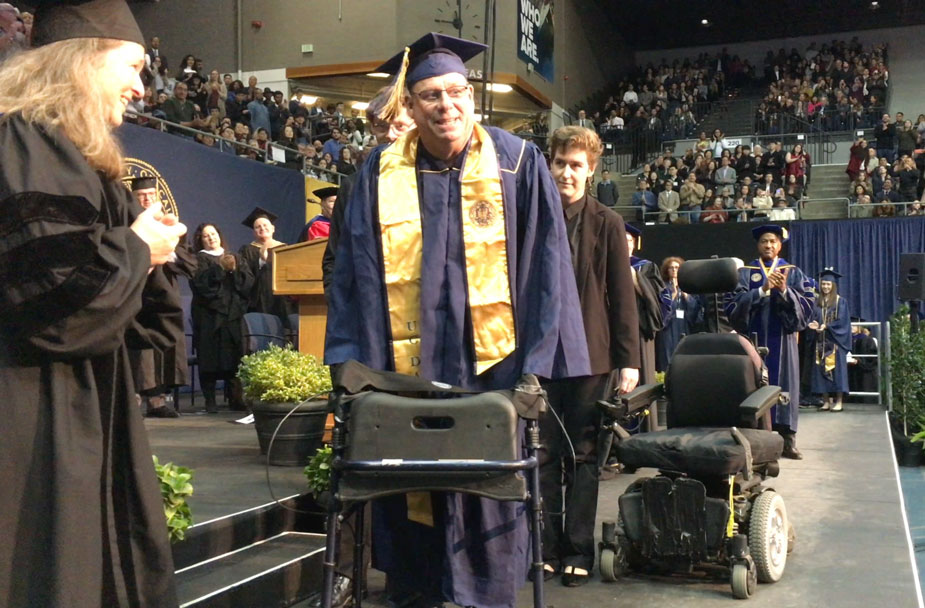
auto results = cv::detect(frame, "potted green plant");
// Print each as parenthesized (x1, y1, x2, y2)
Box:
(153, 455, 194, 543)
(888, 308, 925, 466)
(237, 344, 332, 466)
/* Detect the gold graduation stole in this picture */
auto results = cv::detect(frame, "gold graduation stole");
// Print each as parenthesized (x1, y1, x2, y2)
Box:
(378, 124, 516, 527)
(377, 123, 516, 377)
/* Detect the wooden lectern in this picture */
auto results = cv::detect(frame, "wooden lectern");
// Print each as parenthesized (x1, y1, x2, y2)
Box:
(271, 238, 328, 358)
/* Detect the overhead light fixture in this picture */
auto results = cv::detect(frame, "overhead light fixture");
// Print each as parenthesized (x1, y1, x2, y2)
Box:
(486, 83, 513, 93)
(366, 72, 391, 78)
(701, 18, 711, 26)
(352, 101, 369, 111)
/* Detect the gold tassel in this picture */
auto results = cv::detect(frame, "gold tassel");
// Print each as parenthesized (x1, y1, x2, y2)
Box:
(381, 46, 411, 123)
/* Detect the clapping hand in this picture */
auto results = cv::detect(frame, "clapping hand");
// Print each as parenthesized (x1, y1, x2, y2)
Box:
(131, 204, 187, 266)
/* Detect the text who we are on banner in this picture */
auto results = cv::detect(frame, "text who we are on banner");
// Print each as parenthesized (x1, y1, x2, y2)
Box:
(517, 0, 554, 82)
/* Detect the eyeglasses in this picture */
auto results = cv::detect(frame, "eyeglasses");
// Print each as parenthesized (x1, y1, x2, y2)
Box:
(412, 85, 470, 104)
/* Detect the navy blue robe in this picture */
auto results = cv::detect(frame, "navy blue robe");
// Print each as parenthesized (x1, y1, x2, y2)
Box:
(810, 296, 851, 394)
(726, 258, 815, 431)
(656, 286, 701, 372)
(325, 126, 590, 608)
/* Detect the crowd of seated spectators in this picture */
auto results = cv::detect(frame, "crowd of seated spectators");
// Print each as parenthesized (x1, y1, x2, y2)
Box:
(755, 38, 890, 134)
(626, 133, 812, 224)
(124, 35, 369, 181)
(573, 51, 737, 160)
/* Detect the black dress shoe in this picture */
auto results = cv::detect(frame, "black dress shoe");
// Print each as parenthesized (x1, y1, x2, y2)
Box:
(145, 406, 179, 418)
(309, 574, 353, 608)
(781, 445, 803, 460)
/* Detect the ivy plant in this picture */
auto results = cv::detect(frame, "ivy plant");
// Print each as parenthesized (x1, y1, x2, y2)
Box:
(153, 455, 194, 543)
(304, 445, 333, 497)
(237, 344, 332, 403)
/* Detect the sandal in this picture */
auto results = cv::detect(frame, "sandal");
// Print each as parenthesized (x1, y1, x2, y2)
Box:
(528, 562, 559, 582)
(561, 566, 591, 587)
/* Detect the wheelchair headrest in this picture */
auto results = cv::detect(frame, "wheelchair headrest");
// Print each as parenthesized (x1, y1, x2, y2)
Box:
(678, 257, 741, 295)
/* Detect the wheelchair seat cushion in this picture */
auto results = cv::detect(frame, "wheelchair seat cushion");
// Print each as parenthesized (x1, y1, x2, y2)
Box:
(616, 427, 784, 476)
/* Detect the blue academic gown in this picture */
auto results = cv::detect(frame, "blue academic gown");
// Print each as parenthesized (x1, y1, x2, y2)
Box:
(810, 296, 851, 394)
(655, 286, 701, 372)
(325, 126, 590, 608)
(725, 258, 815, 431)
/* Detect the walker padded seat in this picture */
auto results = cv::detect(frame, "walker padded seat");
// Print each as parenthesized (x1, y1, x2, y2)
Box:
(616, 333, 783, 476)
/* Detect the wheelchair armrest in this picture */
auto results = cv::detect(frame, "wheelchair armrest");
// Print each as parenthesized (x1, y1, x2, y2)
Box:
(620, 382, 664, 414)
(738, 385, 782, 421)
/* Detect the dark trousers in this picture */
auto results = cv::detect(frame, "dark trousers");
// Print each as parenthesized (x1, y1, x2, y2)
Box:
(538, 373, 610, 571)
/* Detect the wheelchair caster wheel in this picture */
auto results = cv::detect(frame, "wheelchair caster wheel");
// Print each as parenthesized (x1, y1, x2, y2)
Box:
(730, 562, 757, 599)
(600, 547, 624, 582)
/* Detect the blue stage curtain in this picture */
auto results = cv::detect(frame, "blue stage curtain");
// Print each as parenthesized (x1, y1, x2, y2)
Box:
(790, 217, 925, 322)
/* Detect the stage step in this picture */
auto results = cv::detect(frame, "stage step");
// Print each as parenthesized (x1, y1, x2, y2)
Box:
(176, 531, 326, 608)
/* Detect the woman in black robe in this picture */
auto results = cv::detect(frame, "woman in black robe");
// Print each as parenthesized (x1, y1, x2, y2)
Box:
(0, 2, 187, 605)
(190, 223, 253, 412)
(238, 207, 295, 329)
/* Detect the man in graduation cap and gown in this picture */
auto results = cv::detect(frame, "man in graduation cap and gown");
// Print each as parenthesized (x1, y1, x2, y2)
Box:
(808, 268, 851, 412)
(128, 177, 198, 418)
(239, 206, 295, 328)
(324, 33, 590, 608)
(0, 1, 185, 605)
(726, 225, 815, 459)
(298, 186, 337, 242)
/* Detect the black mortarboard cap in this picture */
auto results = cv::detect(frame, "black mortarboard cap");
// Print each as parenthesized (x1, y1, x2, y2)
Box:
(130, 176, 156, 191)
(312, 186, 339, 201)
(751, 224, 789, 242)
(376, 33, 487, 122)
(819, 267, 843, 281)
(32, 0, 145, 47)
(242, 206, 278, 228)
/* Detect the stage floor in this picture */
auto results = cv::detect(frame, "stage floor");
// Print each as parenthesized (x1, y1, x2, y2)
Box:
(146, 401, 922, 607)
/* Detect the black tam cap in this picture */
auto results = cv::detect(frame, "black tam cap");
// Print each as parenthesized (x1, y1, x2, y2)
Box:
(130, 176, 156, 191)
(32, 0, 145, 47)
(242, 206, 278, 228)
(312, 186, 338, 201)
(819, 267, 843, 281)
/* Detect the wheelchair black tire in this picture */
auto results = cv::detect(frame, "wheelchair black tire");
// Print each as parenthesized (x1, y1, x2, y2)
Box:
(748, 490, 789, 583)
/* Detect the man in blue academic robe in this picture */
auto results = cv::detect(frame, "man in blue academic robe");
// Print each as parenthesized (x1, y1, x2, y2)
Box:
(324, 33, 590, 608)
(726, 224, 815, 459)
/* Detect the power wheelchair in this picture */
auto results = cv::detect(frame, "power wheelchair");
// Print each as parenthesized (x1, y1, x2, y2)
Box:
(596, 258, 795, 599)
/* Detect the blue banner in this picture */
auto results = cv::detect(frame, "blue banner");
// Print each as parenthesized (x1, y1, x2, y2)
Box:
(517, 0, 554, 82)
(116, 123, 306, 249)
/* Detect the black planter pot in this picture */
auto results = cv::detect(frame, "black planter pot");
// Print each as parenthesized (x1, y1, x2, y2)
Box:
(251, 399, 327, 466)
(890, 423, 924, 467)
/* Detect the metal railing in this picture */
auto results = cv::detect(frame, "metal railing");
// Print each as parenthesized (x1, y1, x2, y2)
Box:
(125, 111, 348, 185)
(851, 321, 885, 407)
(848, 200, 924, 218)
(609, 196, 923, 223)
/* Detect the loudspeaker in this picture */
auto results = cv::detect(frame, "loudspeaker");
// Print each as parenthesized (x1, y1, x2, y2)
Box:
(899, 253, 925, 301)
